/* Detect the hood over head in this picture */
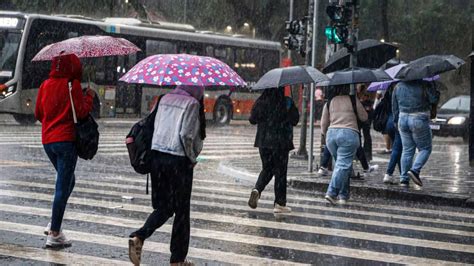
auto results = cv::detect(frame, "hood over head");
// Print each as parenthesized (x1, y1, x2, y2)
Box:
(49, 53, 82, 80)
(174, 85, 205, 100)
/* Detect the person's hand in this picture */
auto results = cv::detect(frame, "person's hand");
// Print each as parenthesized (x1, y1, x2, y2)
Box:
(86, 88, 96, 97)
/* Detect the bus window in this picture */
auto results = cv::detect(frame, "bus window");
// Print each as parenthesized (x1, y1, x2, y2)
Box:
(262, 49, 279, 74)
(215, 47, 234, 66)
(0, 30, 21, 81)
(187, 42, 204, 55)
(205, 45, 214, 57)
(235, 48, 259, 83)
(145, 39, 176, 56)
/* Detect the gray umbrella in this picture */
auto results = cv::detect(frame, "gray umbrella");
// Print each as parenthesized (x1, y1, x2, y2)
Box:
(326, 67, 392, 86)
(322, 39, 398, 73)
(395, 55, 465, 81)
(252, 65, 328, 90)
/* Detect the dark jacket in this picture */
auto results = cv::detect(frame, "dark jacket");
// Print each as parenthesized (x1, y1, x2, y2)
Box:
(249, 89, 299, 150)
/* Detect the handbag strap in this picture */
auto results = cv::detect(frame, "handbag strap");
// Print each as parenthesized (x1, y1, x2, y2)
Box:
(67, 80, 78, 124)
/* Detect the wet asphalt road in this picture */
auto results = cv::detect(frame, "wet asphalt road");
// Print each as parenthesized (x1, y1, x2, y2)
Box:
(0, 118, 473, 264)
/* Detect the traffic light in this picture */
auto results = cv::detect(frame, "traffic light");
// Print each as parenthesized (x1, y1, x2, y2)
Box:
(283, 19, 306, 56)
(325, 4, 352, 47)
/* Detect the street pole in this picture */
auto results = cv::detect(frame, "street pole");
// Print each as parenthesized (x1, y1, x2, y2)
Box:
(469, 51, 474, 165)
(349, 0, 359, 95)
(308, 0, 318, 172)
(183, 0, 187, 24)
(288, 0, 294, 59)
(294, 0, 314, 159)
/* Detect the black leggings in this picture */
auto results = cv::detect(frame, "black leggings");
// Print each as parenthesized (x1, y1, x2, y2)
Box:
(255, 148, 289, 206)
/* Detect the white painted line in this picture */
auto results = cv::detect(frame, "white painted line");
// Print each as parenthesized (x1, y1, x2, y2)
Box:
(0, 184, 471, 238)
(0, 201, 471, 263)
(0, 221, 302, 265)
(0, 243, 128, 265)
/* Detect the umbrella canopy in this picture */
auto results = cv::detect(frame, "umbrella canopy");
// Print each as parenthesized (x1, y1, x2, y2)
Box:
(367, 64, 440, 92)
(395, 55, 465, 81)
(469, 51, 474, 57)
(252, 65, 328, 90)
(323, 39, 398, 73)
(381, 58, 405, 70)
(119, 54, 246, 87)
(32, 35, 141, 61)
(326, 67, 392, 86)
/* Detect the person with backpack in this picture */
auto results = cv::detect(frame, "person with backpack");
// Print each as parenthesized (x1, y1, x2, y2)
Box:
(35, 53, 94, 247)
(128, 85, 205, 266)
(247, 87, 299, 213)
(393, 80, 439, 187)
(321, 85, 368, 204)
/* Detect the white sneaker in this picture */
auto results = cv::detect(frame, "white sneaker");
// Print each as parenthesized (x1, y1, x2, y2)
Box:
(383, 174, 397, 184)
(325, 194, 337, 205)
(318, 167, 329, 176)
(46, 232, 72, 248)
(273, 203, 291, 213)
(364, 164, 379, 173)
(44, 222, 51, 236)
(338, 199, 348, 205)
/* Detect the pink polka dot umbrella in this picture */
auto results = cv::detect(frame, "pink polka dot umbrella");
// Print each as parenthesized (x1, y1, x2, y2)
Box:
(119, 54, 247, 87)
(31, 35, 141, 61)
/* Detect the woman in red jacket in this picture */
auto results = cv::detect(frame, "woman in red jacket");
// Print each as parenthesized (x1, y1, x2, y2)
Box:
(35, 53, 94, 248)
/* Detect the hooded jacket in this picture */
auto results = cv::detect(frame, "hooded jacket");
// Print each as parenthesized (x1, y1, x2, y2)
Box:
(151, 85, 204, 163)
(249, 88, 299, 150)
(35, 54, 93, 144)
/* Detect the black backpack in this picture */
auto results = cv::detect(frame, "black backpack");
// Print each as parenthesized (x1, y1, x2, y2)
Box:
(67, 80, 99, 160)
(126, 95, 164, 177)
(373, 96, 390, 132)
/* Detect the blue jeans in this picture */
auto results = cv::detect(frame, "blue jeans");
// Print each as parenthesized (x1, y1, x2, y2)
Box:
(398, 113, 432, 183)
(385, 114, 402, 176)
(43, 142, 78, 232)
(325, 128, 360, 200)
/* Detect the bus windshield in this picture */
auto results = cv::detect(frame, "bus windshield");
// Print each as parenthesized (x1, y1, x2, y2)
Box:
(0, 29, 21, 80)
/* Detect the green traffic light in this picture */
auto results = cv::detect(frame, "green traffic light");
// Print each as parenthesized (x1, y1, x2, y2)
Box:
(325, 26, 343, 43)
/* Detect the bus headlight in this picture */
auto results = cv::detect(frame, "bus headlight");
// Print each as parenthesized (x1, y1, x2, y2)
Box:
(448, 117, 466, 125)
(0, 85, 15, 99)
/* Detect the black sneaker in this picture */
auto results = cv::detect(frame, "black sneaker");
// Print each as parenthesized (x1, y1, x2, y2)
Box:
(408, 170, 423, 187)
(248, 189, 260, 209)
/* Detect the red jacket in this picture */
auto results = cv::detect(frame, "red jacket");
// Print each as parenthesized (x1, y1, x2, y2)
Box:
(35, 54, 93, 144)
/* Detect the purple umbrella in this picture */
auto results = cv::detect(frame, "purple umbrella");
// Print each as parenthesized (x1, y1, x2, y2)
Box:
(367, 64, 439, 92)
(119, 54, 246, 87)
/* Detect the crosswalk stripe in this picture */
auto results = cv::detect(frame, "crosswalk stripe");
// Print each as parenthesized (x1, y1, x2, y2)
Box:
(0, 221, 305, 265)
(25, 167, 471, 221)
(0, 184, 471, 238)
(22, 178, 472, 228)
(0, 199, 472, 256)
(0, 204, 467, 264)
(10, 167, 473, 221)
(0, 243, 128, 265)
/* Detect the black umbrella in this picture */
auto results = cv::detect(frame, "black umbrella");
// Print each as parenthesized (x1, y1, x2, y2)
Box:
(252, 65, 328, 90)
(381, 58, 405, 70)
(395, 55, 465, 81)
(327, 67, 392, 86)
(322, 39, 398, 73)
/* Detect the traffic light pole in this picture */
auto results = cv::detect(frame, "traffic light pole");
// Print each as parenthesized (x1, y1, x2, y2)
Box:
(294, 0, 315, 160)
(469, 51, 474, 165)
(349, 0, 359, 95)
(308, 0, 319, 172)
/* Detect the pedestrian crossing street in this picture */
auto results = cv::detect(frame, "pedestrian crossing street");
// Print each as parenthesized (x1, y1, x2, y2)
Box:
(0, 124, 473, 264)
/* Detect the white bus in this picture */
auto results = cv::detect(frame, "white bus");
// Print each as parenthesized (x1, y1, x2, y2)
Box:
(0, 11, 281, 125)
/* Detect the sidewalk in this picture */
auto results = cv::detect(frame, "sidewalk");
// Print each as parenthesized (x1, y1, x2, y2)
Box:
(219, 147, 474, 208)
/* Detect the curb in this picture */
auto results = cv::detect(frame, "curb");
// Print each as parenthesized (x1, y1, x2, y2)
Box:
(289, 178, 472, 208)
(218, 162, 473, 208)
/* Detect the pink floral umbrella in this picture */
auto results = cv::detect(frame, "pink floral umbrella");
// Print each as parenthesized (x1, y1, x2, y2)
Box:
(119, 54, 247, 87)
(32, 35, 141, 61)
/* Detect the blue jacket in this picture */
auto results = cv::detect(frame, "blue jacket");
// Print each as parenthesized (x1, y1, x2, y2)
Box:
(392, 81, 439, 123)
